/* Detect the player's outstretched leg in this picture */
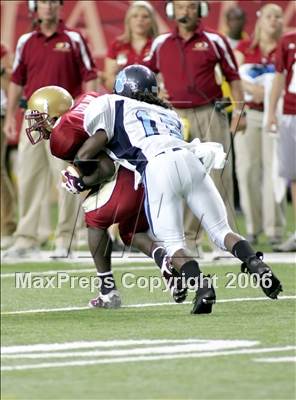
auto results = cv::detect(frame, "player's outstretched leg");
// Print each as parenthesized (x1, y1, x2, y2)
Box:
(87, 227, 122, 309)
(191, 273, 216, 314)
(152, 246, 188, 303)
(229, 237, 283, 299)
(173, 254, 216, 314)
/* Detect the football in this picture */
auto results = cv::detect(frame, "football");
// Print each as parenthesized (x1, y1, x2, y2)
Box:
(74, 151, 116, 184)
(61, 164, 80, 183)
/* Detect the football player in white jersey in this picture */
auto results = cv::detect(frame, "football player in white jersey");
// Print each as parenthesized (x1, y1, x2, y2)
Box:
(65, 65, 282, 314)
(25, 86, 187, 309)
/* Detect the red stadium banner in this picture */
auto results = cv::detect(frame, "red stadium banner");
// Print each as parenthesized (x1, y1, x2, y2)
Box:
(1, 0, 295, 70)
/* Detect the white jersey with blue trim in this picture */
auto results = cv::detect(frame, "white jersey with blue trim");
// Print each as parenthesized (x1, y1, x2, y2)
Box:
(83, 94, 186, 175)
(83, 94, 226, 188)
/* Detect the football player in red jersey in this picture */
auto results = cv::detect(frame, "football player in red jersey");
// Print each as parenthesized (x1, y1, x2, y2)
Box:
(25, 86, 186, 308)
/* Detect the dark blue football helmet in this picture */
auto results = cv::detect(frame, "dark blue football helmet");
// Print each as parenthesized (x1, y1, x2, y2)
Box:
(113, 65, 158, 98)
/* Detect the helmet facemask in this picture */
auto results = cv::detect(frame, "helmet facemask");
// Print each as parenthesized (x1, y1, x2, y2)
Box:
(25, 110, 53, 145)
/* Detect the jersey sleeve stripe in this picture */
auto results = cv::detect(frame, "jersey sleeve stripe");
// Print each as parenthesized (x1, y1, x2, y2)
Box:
(12, 32, 35, 72)
(64, 30, 92, 70)
(143, 33, 171, 63)
(204, 31, 237, 71)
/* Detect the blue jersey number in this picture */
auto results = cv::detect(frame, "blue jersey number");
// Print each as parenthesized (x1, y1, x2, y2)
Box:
(136, 110, 158, 137)
(159, 113, 183, 139)
(136, 109, 183, 139)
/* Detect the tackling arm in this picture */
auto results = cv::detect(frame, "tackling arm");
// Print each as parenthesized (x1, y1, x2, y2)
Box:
(74, 129, 110, 188)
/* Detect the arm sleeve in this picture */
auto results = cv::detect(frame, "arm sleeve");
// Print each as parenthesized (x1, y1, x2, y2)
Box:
(142, 34, 171, 73)
(73, 32, 97, 82)
(216, 35, 240, 82)
(83, 95, 114, 140)
(143, 48, 158, 73)
(11, 35, 29, 86)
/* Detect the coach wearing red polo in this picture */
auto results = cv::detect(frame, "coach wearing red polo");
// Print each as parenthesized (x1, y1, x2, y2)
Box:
(145, 0, 246, 256)
(4, 0, 97, 258)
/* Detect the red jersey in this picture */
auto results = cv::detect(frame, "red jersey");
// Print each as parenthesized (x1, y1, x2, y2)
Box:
(50, 91, 148, 242)
(12, 21, 97, 100)
(275, 32, 296, 115)
(236, 39, 277, 111)
(145, 24, 239, 108)
(107, 37, 153, 67)
(50, 92, 99, 161)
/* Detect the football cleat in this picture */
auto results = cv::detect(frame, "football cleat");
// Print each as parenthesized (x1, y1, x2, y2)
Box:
(241, 252, 283, 299)
(191, 275, 216, 314)
(88, 290, 122, 309)
(171, 267, 188, 303)
(172, 286, 188, 303)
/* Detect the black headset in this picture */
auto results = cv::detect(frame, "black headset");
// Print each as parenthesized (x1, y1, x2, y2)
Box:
(28, 0, 63, 13)
(165, 1, 209, 20)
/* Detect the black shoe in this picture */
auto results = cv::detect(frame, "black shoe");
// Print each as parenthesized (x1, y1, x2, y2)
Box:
(171, 268, 188, 303)
(191, 275, 216, 314)
(242, 252, 283, 299)
(173, 286, 188, 303)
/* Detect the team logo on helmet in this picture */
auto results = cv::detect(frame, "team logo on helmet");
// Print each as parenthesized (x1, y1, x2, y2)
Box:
(114, 70, 127, 94)
(113, 65, 158, 98)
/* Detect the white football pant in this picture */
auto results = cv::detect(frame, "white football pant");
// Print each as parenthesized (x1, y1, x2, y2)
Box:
(144, 148, 233, 256)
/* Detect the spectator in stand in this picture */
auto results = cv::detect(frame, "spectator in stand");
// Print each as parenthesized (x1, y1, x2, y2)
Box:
(1, 43, 17, 249)
(224, 6, 247, 50)
(3, 0, 97, 258)
(234, 3, 285, 246)
(267, 31, 296, 252)
(103, 0, 159, 251)
(103, 0, 158, 92)
(145, 0, 246, 258)
(221, 6, 248, 212)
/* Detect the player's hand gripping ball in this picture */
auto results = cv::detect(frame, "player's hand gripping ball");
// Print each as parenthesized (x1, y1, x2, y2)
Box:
(61, 165, 86, 194)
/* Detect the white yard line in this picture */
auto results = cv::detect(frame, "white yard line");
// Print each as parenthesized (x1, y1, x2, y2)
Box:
(2, 341, 258, 358)
(1, 295, 296, 315)
(253, 356, 296, 363)
(2, 339, 214, 354)
(2, 346, 295, 372)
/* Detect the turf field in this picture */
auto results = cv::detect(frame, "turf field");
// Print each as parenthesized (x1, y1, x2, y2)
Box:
(1, 258, 295, 400)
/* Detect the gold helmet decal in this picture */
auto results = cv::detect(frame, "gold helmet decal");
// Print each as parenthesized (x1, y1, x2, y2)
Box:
(26, 86, 74, 144)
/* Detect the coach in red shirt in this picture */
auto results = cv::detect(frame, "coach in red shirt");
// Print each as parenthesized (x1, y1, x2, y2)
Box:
(145, 0, 245, 256)
(267, 31, 296, 252)
(3, 0, 97, 258)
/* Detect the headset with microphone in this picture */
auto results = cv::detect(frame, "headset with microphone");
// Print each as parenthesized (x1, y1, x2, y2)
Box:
(28, 0, 63, 13)
(165, 1, 209, 21)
